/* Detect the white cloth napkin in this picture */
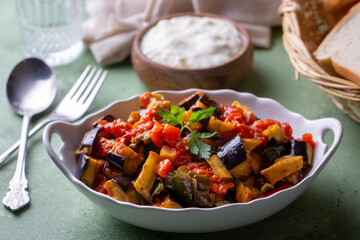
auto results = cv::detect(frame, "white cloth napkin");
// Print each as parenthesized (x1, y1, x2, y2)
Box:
(83, 0, 282, 65)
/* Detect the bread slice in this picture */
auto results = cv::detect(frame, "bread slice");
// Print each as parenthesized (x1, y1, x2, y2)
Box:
(314, 2, 360, 86)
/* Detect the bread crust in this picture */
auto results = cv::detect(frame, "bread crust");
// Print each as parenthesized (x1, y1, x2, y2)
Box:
(313, 2, 360, 84)
(332, 58, 360, 86)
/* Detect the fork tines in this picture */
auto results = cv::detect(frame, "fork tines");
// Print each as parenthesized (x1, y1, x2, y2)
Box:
(67, 65, 108, 104)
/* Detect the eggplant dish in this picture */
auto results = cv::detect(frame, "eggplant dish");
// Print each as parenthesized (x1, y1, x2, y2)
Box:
(75, 91, 315, 208)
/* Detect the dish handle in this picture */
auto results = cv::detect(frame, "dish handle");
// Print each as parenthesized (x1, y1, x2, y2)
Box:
(42, 121, 77, 178)
(314, 118, 343, 171)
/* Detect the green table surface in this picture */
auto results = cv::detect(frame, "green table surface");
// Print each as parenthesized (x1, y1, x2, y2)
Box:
(1, 2, 359, 239)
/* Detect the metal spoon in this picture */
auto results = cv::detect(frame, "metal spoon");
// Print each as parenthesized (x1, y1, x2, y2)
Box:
(3, 58, 56, 211)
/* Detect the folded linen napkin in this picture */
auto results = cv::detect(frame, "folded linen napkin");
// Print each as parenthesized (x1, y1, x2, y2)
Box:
(83, 0, 282, 65)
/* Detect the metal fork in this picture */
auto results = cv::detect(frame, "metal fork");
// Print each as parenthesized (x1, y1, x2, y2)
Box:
(0, 65, 108, 165)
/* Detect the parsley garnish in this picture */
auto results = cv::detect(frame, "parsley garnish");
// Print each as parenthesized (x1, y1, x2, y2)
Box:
(158, 105, 217, 159)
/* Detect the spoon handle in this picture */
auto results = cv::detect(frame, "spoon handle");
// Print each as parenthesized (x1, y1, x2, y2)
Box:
(3, 115, 32, 211)
(0, 118, 52, 165)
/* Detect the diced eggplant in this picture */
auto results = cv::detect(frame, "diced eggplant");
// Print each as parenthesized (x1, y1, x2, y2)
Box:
(260, 156, 303, 185)
(235, 181, 254, 203)
(75, 153, 88, 179)
(112, 175, 134, 192)
(208, 117, 235, 139)
(141, 138, 161, 157)
(106, 151, 125, 171)
(290, 140, 313, 165)
(213, 195, 231, 207)
(243, 138, 263, 152)
(285, 171, 301, 185)
(75, 127, 102, 156)
(76, 154, 106, 188)
(250, 152, 262, 174)
(231, 160, 251, 179)
(104, 178, 141, 204)
(263, 141, 291, 163)
(179, 92, 201, 110)
(199, 94, 222, 117)
(207, 155, 233, 179)
(92, 114, 116, 127)
(103, 162, 123, 179)
(104, 180, 128, 201)
(112, 144, 145, 175)
(134, 151, 162, 201)
(217, 135, 247, 170)
(156, 195, 183, 209)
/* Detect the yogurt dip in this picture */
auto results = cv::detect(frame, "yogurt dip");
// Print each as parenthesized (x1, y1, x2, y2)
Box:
(140, 16, 244, 69)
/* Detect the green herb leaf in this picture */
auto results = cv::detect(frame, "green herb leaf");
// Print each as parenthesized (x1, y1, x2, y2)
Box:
(171, 105, 180, 115)
(158, 105, 217, 159)
(188, 107, 216, 125)
(158, 108, 181, 126)
(177, 107, 185, 126)
(196, 132, 217, 139)
(189, 133, 212, 159)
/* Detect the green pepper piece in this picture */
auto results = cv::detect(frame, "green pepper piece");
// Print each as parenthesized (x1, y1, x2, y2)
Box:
(186, 168, 211, 205)
(165, 166, 211, 207)
(166, 168, 195, 203)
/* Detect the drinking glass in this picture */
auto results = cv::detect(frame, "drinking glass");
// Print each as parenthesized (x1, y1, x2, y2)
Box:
(15, 0, 84, 66)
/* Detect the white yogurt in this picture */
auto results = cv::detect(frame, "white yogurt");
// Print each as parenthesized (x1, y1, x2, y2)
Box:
(140, 16, 244, 69)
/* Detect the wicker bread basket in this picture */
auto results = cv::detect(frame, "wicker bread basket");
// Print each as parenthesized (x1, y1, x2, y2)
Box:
(279, 0, 360, 122)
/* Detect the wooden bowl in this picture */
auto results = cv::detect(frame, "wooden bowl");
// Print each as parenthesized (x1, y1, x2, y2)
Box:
(131, 12, 253, 90)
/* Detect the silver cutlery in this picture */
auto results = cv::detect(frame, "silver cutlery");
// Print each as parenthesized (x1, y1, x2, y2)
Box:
(0, 65, 108, 167)
(3, 58, 57, 211)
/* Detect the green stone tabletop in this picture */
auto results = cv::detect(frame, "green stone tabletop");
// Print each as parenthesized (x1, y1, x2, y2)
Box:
(0, 2, 359, 239)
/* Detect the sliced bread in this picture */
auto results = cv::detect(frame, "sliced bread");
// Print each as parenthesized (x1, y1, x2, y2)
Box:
(314, 2, 360, 86)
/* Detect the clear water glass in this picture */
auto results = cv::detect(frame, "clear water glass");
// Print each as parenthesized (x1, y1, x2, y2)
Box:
(16, 0, 84, 66)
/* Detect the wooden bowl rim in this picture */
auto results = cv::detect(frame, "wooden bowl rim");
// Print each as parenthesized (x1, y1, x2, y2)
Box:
(132, 12, 251, 72)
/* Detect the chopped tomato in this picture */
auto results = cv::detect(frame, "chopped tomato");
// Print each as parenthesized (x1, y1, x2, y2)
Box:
(120, 132, 132, 146)
(299, 133, 315, 149)
(156, 159, 172, 178)
(140, 91, 152, 108)
(149, 121, 164, 148)
(210, 180, 234, 196)
(250, 119, 293, 144)
(251, 119, 278, 132)
(235, 123, 253, 138)
(162, 124, 181, 147)
(222, 105, 245, 123)
(171, 139, 192, 167)
(97, 119, 108, 126)
(94, 137, 115, 158)
(148, 122, 181, 148)
(103, 119, 132, 138)
(281, 122, 293, 138)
